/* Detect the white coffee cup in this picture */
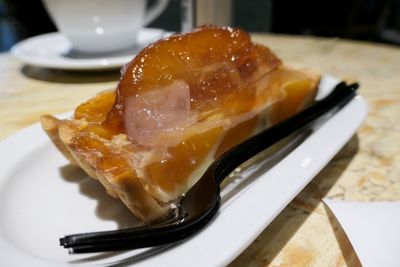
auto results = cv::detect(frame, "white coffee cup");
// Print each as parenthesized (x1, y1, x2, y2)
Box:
(42, 0, 169, 54)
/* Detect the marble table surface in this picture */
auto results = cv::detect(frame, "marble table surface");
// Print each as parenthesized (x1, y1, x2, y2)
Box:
(1, 33, 399, 266)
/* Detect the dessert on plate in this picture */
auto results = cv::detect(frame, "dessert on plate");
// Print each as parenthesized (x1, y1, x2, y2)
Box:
(41, 25, 319, 222)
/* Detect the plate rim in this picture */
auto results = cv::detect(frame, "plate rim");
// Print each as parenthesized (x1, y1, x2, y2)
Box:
(0, 75, 368, 266)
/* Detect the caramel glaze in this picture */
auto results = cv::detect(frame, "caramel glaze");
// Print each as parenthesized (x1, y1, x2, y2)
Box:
(103, 25, 281, 137)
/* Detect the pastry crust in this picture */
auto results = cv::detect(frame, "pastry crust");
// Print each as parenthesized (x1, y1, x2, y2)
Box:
(41, 115, 170, 222)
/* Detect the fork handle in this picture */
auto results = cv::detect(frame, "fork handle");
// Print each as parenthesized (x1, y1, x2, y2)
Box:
(213, 82, 358, 184)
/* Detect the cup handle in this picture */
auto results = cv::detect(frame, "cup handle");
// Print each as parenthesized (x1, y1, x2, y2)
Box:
(143, 0, 169, 26)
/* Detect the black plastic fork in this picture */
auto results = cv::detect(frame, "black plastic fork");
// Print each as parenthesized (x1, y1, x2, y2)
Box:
(60, 82, 358, 253)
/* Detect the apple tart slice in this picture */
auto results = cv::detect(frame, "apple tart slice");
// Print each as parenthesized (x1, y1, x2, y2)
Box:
(41, 25, 319, 222)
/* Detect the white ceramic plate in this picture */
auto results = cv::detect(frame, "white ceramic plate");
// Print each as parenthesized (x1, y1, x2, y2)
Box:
(0, 76, 367, 266)
(10, 28, 167, 70)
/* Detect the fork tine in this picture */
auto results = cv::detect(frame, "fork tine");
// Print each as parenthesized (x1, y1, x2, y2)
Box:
(61, 197, 221, 253)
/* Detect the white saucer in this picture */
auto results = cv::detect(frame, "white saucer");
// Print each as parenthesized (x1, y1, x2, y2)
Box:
(11, 28, 168, 70)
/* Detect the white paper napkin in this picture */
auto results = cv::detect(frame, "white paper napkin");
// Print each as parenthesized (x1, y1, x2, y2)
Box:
(324, 200, 400, 267)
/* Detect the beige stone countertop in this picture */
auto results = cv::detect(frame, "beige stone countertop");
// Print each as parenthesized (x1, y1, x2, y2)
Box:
(1, 34, 400, 266)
